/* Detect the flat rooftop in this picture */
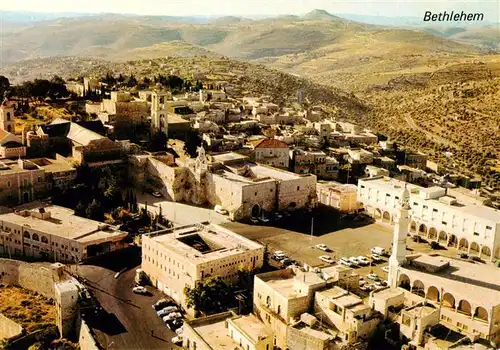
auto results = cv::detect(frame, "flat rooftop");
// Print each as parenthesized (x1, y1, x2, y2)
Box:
(210, 152, 249, 165)
(404, 304, 437, 318)
(193, 317, 235, 349)
(257, 270, 324, 299)
(248, 164, 303, 181)
(0, 204, 127, 245)
(230, 314, 271, 344)
(146, 223, 263, 263)
(400, 253, 500, 308)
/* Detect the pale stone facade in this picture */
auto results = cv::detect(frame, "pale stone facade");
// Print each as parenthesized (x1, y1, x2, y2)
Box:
(253, 269, 326, 349)
(0, 103, 15, 133)
(358, 176, 500, 260)
(314, 287, 380, 344)
(0, 204, 128, 263)
(142, 223, 264, 315)
(251, 139, 289, 169)
(317, 182, 358, 213)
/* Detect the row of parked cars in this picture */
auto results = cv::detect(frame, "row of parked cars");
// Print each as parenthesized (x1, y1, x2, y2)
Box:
(250, 211, 292, 225)
(152, 299, 184, 344)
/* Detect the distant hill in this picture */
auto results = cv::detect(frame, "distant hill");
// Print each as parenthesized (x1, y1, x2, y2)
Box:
(1, 10, 490, 68)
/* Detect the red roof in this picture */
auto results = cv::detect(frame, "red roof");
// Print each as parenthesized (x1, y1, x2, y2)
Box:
(253, 138, 288, 149)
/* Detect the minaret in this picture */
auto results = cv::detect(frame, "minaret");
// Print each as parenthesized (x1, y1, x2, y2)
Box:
(388, 185, 410, 287)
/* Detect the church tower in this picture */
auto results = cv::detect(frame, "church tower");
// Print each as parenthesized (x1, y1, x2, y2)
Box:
(0, 101, 15, 133)
(151, 90, 169, 136)
(388, 185, 410, 287)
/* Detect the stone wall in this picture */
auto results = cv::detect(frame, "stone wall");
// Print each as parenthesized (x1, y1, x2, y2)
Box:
(0, 314, 23, 341)
(0, 259, 54, 298)
(78, 319, 99, 350)
(277, 175, 317, 210)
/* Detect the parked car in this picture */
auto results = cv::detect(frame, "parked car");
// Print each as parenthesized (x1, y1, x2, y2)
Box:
(166, 319, 183, 331)
(250, 217, 260, 224)
(348, 257, 359, 266)
(374, 280, 388, 288)
(370, 254, 383, 262)
(371, 247, 386, 255)
(273, 213, 283, 220)
(340, 257, 353, 267)
(259, 216, 270, 224)
(163, 312, 182, 322)
(429, 241, 440, 249)
(214, 205, 228, 215)
(273, 251, 287, 260)
(357, 256, 370, 266)
(456, 252, 469, 259)
(319, 255, 335, 264)
(279, 258, 293, 266)
(171, 336, 183, 345)
(315, 244, 329, 251)
(359, 278, 367, 286)
(157, 306, 178, 317)
(152, 191, 163, 198)
(152, 299, 174, 311)
(360, 284, 372, 291)
(132, 286, 147, 294)
(382, 266, 390, 273)
(367, 273, 379, 280)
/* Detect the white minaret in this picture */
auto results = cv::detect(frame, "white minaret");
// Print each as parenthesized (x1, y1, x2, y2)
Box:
(388, 185, 410, 287)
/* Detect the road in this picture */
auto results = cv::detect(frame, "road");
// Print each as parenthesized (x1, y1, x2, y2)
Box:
(76, 249, 181, 350)
(136, 193, 228, 226)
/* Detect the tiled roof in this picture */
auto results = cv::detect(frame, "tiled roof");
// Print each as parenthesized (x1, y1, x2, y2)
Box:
(253, 138, 288, 149)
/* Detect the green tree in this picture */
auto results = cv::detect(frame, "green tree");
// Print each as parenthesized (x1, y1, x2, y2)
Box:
(0, 75, 10, 98)
(86, 199, 104, 221)
(126, 74, 138, 87)
(184, 276, 234, 315)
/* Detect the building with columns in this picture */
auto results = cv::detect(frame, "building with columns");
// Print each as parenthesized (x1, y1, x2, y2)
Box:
(372, 188, 500, 348)
(357, 176, 500, 261)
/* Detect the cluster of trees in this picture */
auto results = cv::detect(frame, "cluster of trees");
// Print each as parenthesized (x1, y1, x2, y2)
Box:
(0, 75, 10, 98)
(9, 76, 69, 103)
(184, 276, 234, 316)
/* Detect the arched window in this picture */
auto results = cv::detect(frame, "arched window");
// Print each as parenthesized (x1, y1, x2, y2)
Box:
(41, 236, 48, 244)
(32, 233, 39, 241)
(6, 112, 11, 121)
(266, 296, 271, 307)
(23, 231, 30, 239)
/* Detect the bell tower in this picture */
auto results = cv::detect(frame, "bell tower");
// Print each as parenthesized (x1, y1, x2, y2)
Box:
(0, 101, 15, 133)
(151, 90, 169, 136)
(388, 185, 410, 287)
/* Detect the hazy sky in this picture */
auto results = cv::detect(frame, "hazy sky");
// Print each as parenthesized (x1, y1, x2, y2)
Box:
(0, 0, 499, 18)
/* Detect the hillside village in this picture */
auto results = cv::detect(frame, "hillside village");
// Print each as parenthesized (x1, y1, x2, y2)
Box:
(0, 8, 499, 350)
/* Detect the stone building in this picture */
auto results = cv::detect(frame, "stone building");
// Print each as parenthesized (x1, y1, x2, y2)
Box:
(0, 129, 26, 159)
(291, 149, 339, 179)
(250, 138, 290, 169)
(182, 312, 273, 350)
(370, 187, 500, 348)
(357, 176, 500, 261)
(316, 181, 358, 213)
(130, 151, 317, 221)
(0, 101, 15, 133)
(142, 223, 264, 315)
(0, 204, 128, 262)
(98, 91, 149, 126)
(314, 286, 380, 345)
(253, 269, 326, 349)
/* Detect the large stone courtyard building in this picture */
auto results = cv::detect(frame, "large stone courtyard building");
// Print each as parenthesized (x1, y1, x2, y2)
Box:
(358, 176, 500, 261)
(130, 150, 317, 220)
(0, 204, 128, 262)
(141, 223, 264, 315)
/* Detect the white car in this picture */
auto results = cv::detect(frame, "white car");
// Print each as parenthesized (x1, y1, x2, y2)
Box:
(357, 256, 370, 266)
(259, 217, 270, 224)
(132, 286, 147, 294)
(382, 266, 390, 273)
(152, 191, 162, 198)
(157, 306, 178, 317)
(348, 257, 359, 266)
(370, 254, 383, 262)
(319, 255, 334, 264)
(360, 284, 372, 291)
(359, 279, 367, 286)
(163, 312, 182, 322)
(315, 244, 329, 251)
(171, 336, 183, 345)
(340, 257, 353, 267)
(367, 273, 379, 280)
(273, 251, 287, 260)
(214, 205, 228, 215)
(250, 217, 259, 224)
